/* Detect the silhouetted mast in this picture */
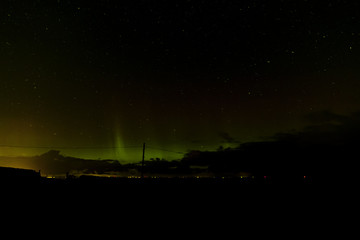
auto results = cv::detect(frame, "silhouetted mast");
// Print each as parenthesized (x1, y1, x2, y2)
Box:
(141, 142, 145, 179)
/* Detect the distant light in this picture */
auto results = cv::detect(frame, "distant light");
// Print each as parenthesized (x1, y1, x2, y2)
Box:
(264, 176, 267, 179)
(304, 176, 306, 179)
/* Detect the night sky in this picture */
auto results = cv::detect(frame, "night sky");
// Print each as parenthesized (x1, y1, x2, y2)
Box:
(1, 0, 360, 163)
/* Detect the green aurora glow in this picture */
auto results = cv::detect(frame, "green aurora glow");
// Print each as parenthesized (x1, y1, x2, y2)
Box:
(1, 1, 360, 166)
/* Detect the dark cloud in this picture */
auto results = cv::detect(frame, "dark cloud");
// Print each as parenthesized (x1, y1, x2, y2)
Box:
(275, 111, 360, 145)
(218, 132, 239, 144)
(304, 111, 349, 125)
(181, 111, 360, 182)
(31, 150, 123, 176)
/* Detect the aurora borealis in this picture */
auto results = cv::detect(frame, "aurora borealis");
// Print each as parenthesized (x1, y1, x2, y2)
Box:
(1, 0, 360, 165)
